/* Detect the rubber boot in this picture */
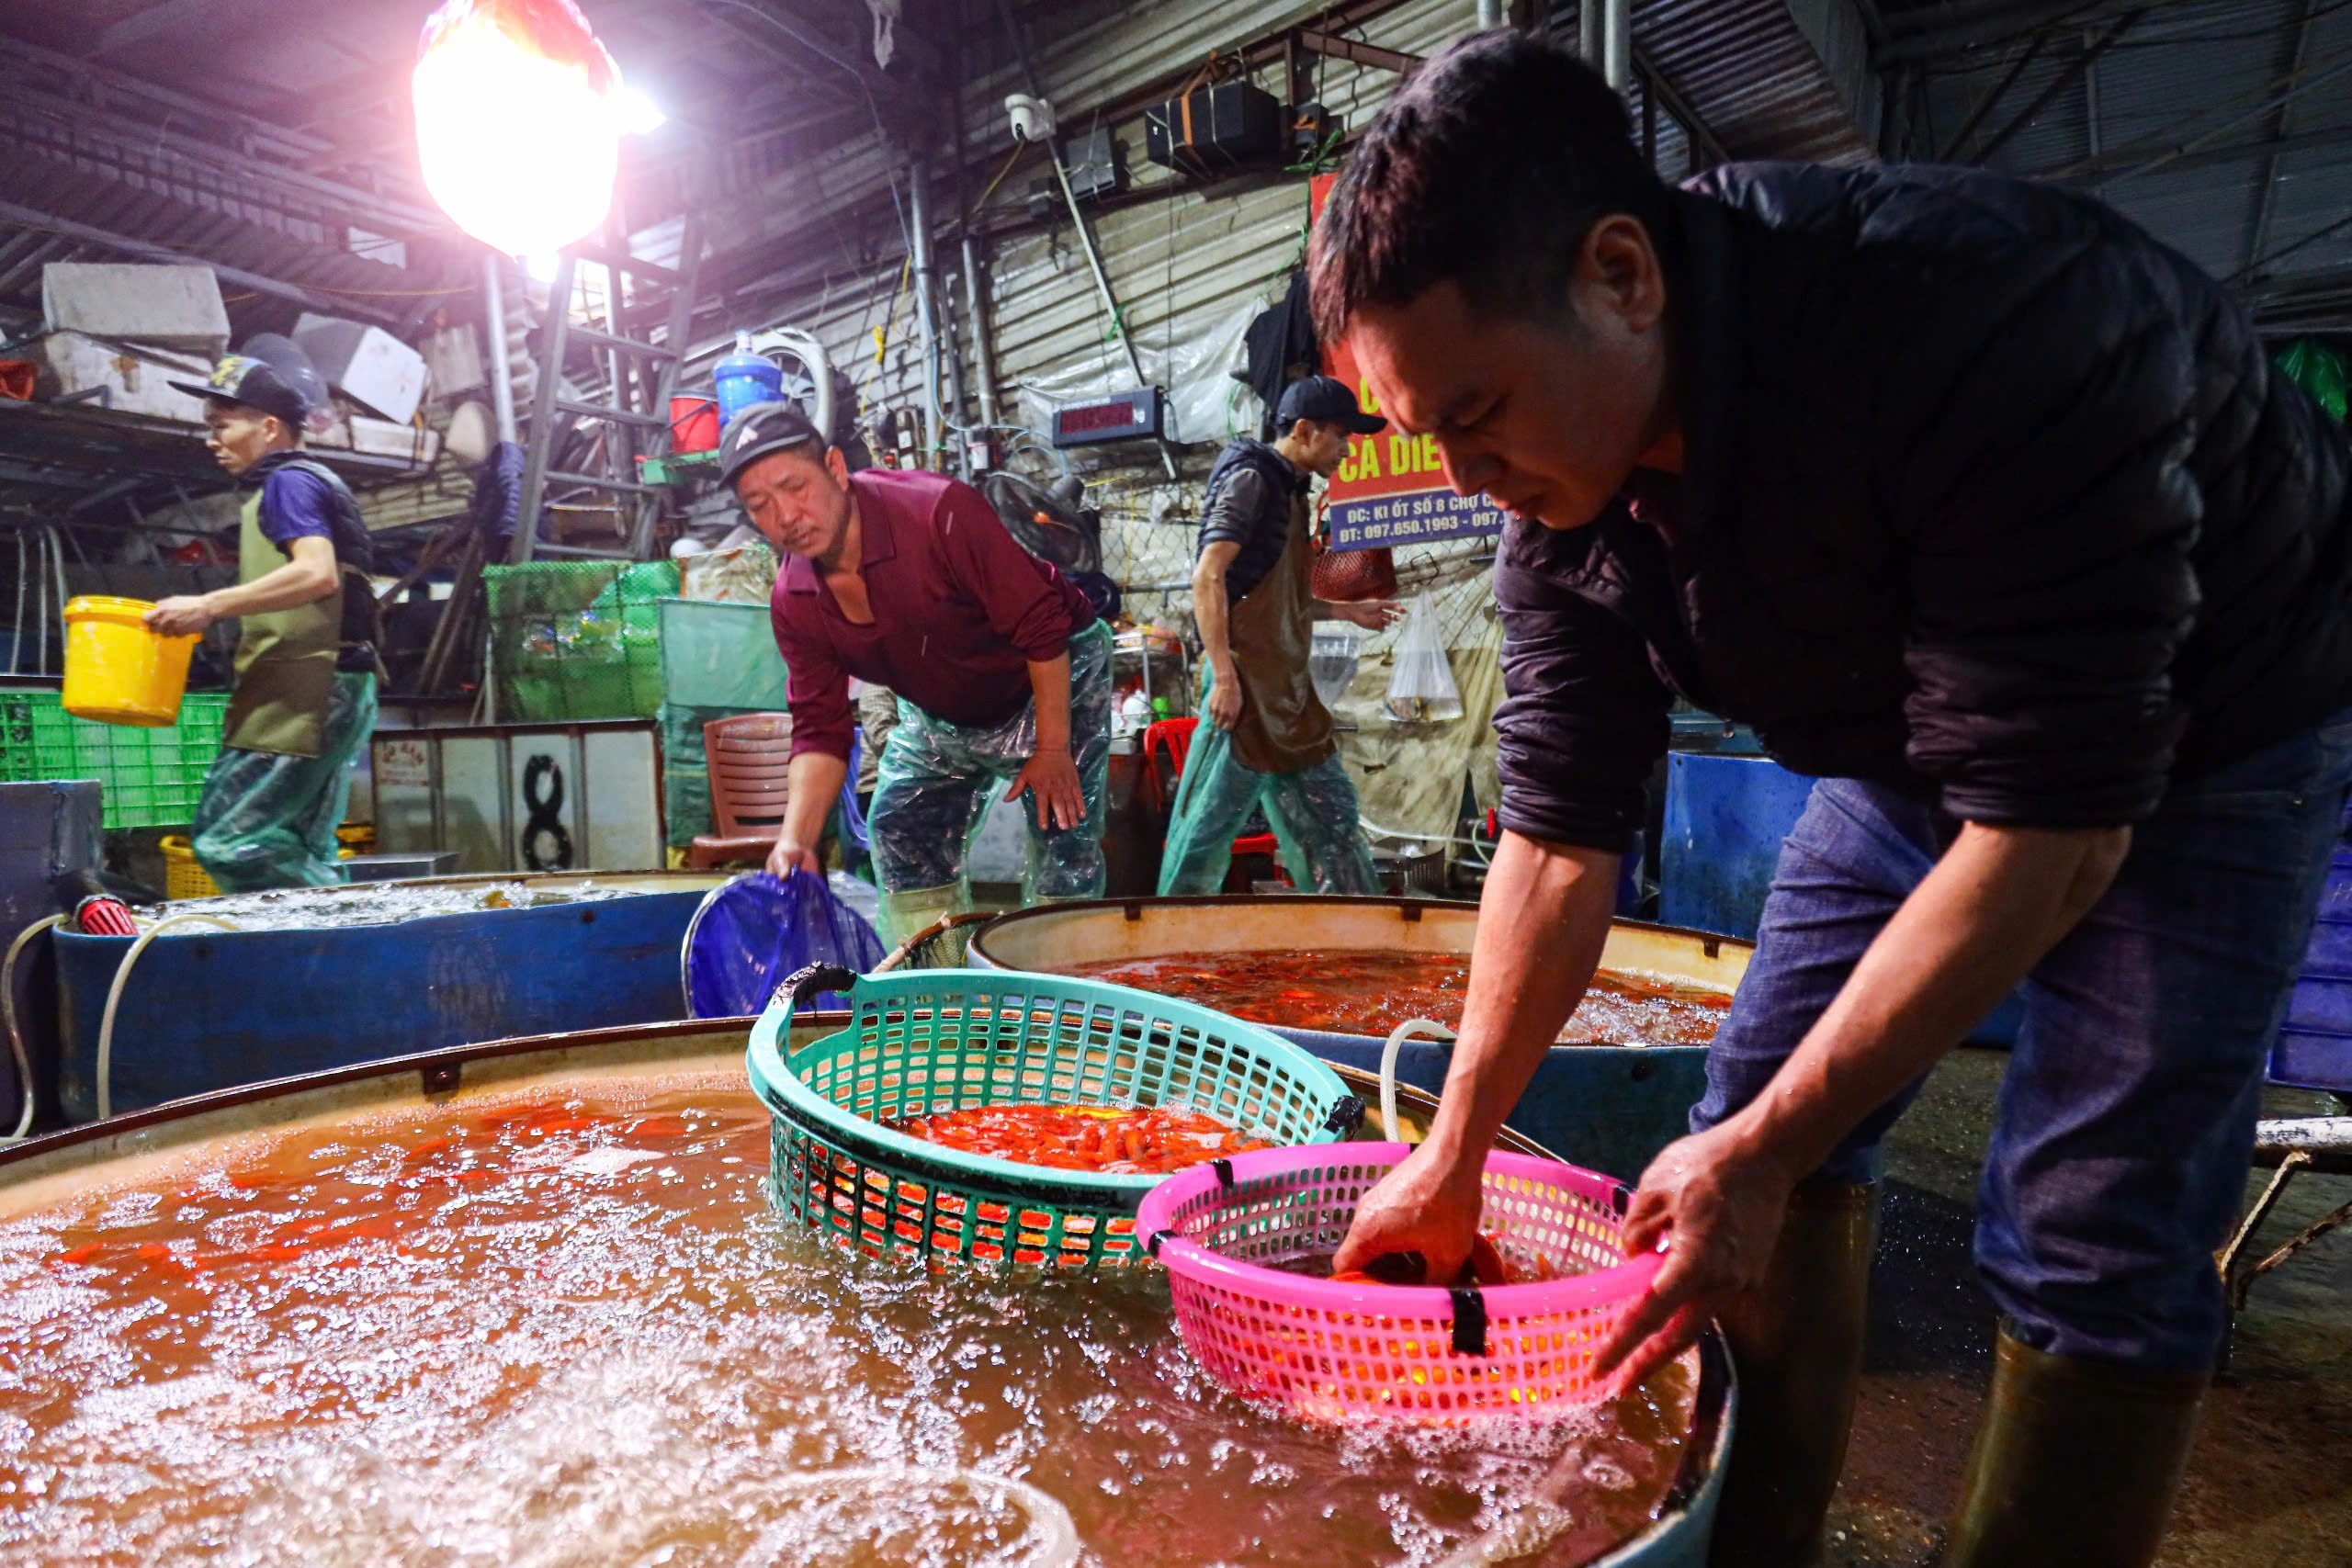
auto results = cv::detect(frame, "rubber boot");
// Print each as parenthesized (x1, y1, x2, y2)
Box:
(1941, 1328, 2208, 1568)
(875, 880, 969, 954)
(1708, 1180, 1878, 1568)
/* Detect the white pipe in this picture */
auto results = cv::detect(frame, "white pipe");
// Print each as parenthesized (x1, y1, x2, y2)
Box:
(96, 911, 243, 1121)
(481, 252, 519, 447)
(1603, 0, 1632, 94)
(1476, 0, 1502, 28)
(1378, 1018, 1457, 1142)
(761, 1468, 1079, 1567)
(1, 914, 63, 1142)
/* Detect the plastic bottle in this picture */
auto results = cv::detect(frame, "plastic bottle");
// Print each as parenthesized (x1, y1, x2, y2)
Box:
(713, 333, 785, 426)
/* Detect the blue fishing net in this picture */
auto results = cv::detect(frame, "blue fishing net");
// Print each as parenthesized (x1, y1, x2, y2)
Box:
(682, 870, 884, 1019)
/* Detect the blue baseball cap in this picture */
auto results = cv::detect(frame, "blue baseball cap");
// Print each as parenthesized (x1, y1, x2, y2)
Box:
(1276, 374, 1385, 435)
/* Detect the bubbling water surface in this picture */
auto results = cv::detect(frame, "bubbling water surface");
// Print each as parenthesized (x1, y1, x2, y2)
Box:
(0, 1071, 1693, 1566)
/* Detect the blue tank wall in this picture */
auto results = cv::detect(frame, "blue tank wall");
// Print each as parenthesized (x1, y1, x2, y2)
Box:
(54, 888, 708, 1122)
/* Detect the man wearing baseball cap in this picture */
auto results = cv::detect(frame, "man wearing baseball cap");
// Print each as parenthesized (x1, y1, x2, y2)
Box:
(149, 349, 379, 890)
(1158, 374, 1400, 896)
(716, 401, 1110, 944)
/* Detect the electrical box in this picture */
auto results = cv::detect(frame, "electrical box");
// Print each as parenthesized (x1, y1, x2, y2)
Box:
(1145, 81, 1284, 177)
(1027, 126, 1127, 220)
(1050, 387, 1163, 448)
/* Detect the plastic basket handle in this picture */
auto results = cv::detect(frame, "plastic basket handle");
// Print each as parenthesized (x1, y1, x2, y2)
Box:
(777, 962, 859, 1010)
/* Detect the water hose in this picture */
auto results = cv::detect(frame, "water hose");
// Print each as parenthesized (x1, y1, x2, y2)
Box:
(96, 912, 243, 1122)
(1377, 1017, 1457, 1142)
(1, 914, 63, 1144)
(762, 1467, 1078, 1567)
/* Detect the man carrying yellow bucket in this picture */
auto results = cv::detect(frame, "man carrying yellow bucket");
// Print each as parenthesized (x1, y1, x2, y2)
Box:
(145, 350, 379, 891)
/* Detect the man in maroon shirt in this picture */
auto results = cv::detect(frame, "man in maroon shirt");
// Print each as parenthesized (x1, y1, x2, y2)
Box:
(718, 403, 1111, 943)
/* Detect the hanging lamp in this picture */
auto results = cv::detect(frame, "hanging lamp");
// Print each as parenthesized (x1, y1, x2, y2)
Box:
(413, 0, 623, 257)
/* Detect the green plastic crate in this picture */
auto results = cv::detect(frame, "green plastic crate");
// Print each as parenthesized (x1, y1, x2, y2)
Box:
(0, 689, 230, 829)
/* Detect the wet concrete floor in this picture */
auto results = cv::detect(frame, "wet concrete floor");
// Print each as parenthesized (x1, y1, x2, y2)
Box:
(1823, 1046, 2352, 1566)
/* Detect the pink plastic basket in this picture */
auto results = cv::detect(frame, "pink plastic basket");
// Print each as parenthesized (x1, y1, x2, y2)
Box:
(1136, 1142, 1661, 1422)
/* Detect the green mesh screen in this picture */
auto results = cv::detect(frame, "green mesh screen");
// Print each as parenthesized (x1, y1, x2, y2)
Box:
(483, 560, 678, 722)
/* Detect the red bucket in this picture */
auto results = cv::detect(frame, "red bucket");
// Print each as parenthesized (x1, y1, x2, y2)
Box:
(670, 395, 720, 453)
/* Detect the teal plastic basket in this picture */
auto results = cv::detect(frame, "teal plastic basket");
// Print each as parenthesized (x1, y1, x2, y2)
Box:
(745, 964, 1363, 1271)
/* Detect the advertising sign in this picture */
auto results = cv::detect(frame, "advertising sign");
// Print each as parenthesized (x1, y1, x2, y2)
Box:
(1309, 174, 1506, 553)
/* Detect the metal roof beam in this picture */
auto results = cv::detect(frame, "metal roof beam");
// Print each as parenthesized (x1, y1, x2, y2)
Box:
(0, 40, 439, 229)
(1877, 0, 2146, 67)
(0, 199, 408, 325)
(2046, 119, 2352, 187)
(2036, 39, 2352, 186)
(89, 0, 245, 59)
(2245, 0, 2326, 278)
(1971, 10, 2139, 164)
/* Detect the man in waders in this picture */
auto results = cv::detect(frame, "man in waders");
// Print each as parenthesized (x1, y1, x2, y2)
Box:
(1314, 33, 2352, 1568)
(717, 403, 1110, 947)
(1159, 376, 1399, 895)
(148, 354, 379, 891)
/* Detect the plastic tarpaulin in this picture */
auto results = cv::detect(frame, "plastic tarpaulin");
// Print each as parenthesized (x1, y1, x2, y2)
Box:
(683, 870, 884, 1018)
(1012, 295, 1261, 449)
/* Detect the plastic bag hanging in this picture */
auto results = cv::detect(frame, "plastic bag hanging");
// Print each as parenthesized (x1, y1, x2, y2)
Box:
(682, 870, 885, 1019)
(1385, 591, 1463, 722)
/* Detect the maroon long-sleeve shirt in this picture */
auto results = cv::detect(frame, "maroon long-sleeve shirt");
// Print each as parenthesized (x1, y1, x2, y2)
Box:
(769, 467, 1096, 762)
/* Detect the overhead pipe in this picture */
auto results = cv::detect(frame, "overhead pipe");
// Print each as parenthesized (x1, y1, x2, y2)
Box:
(1603, 0, 1632, 95)
(480, 252, 520, 447)
(1476, 0, 1502, 27)
(909, 160, 947, 472)
(991, 0, 1180, 480)
(961, 232, 1001, 428)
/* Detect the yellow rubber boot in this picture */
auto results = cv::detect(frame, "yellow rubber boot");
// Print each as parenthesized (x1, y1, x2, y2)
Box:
(1709, 1180, 1878, 1568)
(1942, 1328, 2207, 1568)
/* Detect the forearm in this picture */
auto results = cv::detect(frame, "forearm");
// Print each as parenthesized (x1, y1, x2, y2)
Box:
(1731, 821, 2130, 1179)
(1026, 654, 1072, 751)
(203, 560, 337, 619)
(779, 750, 848, 846)
(1193, 567, 1234, 678)
(1423, 831, 1622, 1168)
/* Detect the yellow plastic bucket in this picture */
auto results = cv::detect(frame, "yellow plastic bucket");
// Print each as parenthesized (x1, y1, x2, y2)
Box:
(61, 596, 198, 728)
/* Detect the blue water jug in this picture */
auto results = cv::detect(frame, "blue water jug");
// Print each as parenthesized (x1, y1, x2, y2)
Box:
(712, 333, 784, 426)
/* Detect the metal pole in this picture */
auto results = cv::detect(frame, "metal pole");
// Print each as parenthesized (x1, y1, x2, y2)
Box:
(991, 0, 1179, 480)
(1476, 0, 1502, 28)
(910, 160, 946, 475)
(961, 231, 1001, 427)
(481, 253, 519, 447)
(1603, 0, 1632, 95)
(1579, 0, 1604, 67)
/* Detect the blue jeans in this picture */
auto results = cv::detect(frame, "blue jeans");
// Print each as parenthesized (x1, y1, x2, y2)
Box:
(1692, 712, 2352, 1371)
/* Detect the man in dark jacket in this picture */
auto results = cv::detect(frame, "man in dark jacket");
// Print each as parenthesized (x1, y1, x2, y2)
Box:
(1160, 376, 1398, 895)
(1311, 31, 2352, 1568)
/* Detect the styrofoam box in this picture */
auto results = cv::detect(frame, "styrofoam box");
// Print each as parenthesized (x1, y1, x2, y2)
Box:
(293, 312, 428, 424)
(41, 264, 229, 356)
(29, 332, 213, 423)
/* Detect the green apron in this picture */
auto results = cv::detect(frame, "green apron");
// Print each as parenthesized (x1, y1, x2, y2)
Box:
(222, 487, 338, 758)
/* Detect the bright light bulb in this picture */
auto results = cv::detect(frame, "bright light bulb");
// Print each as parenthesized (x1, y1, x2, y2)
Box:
(413, 0, 620, 257)
(524, 250, 561, 284)
(617, 84, 665, 136)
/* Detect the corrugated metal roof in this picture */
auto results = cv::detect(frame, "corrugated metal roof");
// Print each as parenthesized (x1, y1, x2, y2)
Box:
(1903, 0, 2352, 299)
(1627, 0, 1878, 163)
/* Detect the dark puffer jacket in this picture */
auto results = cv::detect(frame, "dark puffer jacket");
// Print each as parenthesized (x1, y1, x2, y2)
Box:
(1495, 162, 2352, 851)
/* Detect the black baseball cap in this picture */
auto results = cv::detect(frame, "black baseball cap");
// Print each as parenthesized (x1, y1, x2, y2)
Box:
(168, 355, 311, 427)
(1276, 374, 1385, 435)
(718, 400, 825, 488)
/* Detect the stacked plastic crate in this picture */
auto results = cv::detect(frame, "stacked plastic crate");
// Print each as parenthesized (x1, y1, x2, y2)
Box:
(0, 689, 230, 829)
